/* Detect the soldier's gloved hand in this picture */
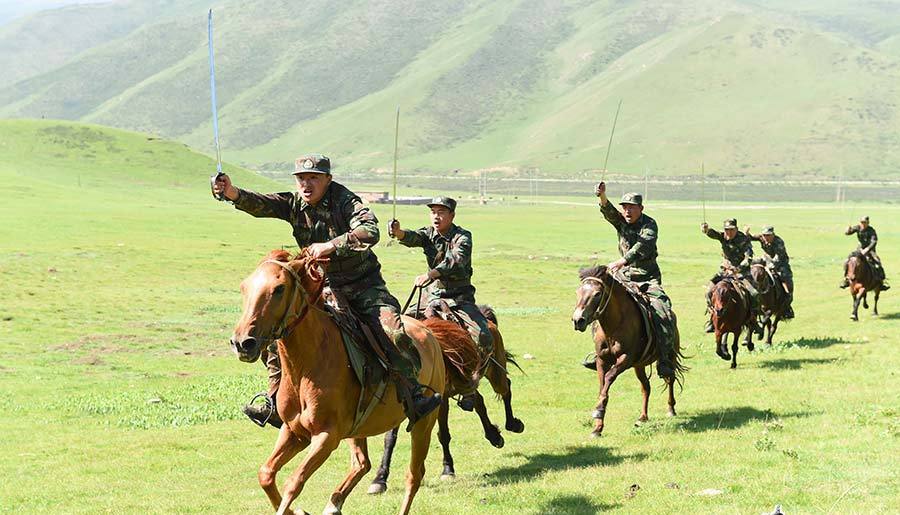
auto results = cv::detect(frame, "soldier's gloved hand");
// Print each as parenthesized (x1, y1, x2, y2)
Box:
(701, 222, 709, 233)
(307, 242, 336, 259)
(595, 182, 606, 197)
(414, 273, 433, 288)
(388, 219, 402, 239)
(607, 258, 627, 274)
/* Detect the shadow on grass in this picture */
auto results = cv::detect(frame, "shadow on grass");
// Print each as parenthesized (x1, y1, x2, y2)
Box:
(758, 357, 837, 371)
(877, 312, 900, 320)
(539, 494, 619, 514)
(777, 336, 854, 348)
(487, 446, 646, 485)
(677, 406, 812, 433)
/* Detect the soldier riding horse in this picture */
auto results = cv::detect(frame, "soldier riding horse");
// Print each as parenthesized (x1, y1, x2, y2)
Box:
(841, 216, 888, 320)
(572, 184, 686, 436)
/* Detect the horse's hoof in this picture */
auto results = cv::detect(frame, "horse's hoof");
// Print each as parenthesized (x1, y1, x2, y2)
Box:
(730, 363, 737, 369)
(747, 343, 755, 352)
(719, 353, 731, 361)
(322, 504, 342, 515)
(440, 473, 455, 482)
(366, 482, 387, 495)
(850, 316, 858, 321)
(590, 430, 603, 438)
(505, 418, 525, 433)
(667, 410, 676, 418)
(487, 432, 504, 449)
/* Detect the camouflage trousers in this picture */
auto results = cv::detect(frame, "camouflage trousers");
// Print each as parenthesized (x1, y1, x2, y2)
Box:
(640, 280, 677, 378)
(262, 281, 420, 397)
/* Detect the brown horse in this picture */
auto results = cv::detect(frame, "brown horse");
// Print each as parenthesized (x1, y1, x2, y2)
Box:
(710, 274, 754, 369)
(230, 250, 445, 515)
(571, 265, 684, 437)
(367, 307, 524, 493)
(846, 254, 883, 321)
(750, 263, 789, 346)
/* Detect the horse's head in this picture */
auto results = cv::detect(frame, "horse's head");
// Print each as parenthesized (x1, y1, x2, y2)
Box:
(230, 249, 326, 363)
(573, 265, 610, 332)
(750, 261, 768, 286)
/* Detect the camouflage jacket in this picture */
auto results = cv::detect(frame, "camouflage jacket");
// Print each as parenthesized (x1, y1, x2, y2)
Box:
(747, 233, 791, 271)
(846, 224, 878, 253)
(233, 181, 385, 289)
(600, 201, 662, 283)
(400, 224, 476, 303)
(706, 228, 753, 273)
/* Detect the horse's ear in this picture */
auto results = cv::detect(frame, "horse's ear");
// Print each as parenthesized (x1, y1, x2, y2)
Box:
(307, 258, 328, 282)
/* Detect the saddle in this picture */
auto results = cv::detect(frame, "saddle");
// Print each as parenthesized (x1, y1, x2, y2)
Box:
(612, 275, 675, 365)
(322, 287, 390, 433)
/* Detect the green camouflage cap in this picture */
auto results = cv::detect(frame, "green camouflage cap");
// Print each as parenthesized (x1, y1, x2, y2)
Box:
(860, 215, 869, 223)
(619, 192, 643, 206)
(293, 154, 331, 175)
(427, 196, 457, 211)
(723, 218, 738, 229)
(760, 225, 775, 235)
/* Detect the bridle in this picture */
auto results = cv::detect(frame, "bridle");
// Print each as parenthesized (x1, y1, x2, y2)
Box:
(581, 275, 614, 320)
(260, 259, 326, 343)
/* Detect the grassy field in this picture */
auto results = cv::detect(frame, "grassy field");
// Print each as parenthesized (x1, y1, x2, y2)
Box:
(2, 121, 899, 513)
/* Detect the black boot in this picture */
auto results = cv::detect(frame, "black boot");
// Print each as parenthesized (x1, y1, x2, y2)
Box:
(881, 281, 891, 291)
(704, 318, 714, 333)
(581, 352, 598, 370)
(243, 393, 282, 429)
(839, 278, 850, 289)
(783, 305, 795, 319)
(405, 386, 441, 431)
(656, 356, 676, 382)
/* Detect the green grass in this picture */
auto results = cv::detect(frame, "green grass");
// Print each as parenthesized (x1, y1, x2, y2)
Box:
(1, 120, 899, 513)
(4, 1, 900, 177)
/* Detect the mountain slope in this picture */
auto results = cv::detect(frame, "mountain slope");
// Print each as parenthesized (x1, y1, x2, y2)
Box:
(2, 0, 900, 178)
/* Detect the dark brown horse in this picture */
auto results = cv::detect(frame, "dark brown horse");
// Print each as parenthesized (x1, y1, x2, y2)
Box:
(571, 265, 684, 437)
(230, 250, 445, 515)
(367, 308, 524, 494)
(710, 274, 754, 369)
(846, 254, 883, 321)
(750, 263, 789, 346)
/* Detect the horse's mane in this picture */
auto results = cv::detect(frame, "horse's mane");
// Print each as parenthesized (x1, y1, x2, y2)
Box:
(579, 264, 608, 281)
(261, 249, 294, 264)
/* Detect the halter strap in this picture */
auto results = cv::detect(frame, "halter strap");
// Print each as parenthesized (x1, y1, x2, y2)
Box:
(581, 276, 614, 319)
(263, 259, 325, 341)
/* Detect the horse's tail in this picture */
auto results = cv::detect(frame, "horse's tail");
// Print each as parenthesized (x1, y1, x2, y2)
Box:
(478, 304, 498, 326)
(503, 350, 524, 374)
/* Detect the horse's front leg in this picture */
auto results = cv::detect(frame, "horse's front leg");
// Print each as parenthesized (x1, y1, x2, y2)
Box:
(591, 355, 627, 437)
(325, 438, 371, 515)
(715, 331, 730, 361)
(472, 390, 503, 448)
(259, 425, 310, 513)
(634, 366, 650, 424)
(496, 376, 525, 433)
(367, 427, 399, 495)
(276, 431, 341, 515)
(873, 289, 880, 316)
(436, 397, 455, 479)
(851, 290, 864, 321)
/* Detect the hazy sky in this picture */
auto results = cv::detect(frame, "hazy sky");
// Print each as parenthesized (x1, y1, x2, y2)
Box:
(0, 0, 109, 26)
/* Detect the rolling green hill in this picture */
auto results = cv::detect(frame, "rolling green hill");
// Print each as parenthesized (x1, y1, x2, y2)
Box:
(2, 0, 900, 178)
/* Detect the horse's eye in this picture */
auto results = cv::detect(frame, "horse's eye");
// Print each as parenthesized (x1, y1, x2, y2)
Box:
(273, 284, 285, 296)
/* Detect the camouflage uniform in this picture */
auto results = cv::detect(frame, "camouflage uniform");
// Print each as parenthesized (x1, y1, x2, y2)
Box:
(704, 219, 760, 331)
(231, 157, 420, 401)
(843, 219, 888, 286)
(747, 227, 794, 316)
(599, 192, 676, 380)
(399, 200, 493, 355)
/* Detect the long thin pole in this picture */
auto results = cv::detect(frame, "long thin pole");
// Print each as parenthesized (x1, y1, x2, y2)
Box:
(600, 99, 623, 182)
(208, 9, 224, 200)
(701, 162, 706, 223)
(392, 106, 400, 220)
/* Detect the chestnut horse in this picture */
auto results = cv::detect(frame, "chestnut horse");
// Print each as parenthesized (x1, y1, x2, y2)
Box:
(571, 265, 684, 437)
(367, 311, 524, 494)
(750, 263, 789, 346)
(710, 274, 754, 369)
(846, 254, 883, 321)
(230, 250, 445, 515)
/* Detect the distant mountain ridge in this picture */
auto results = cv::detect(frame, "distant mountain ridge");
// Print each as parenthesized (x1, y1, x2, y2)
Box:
(2, 0, 900, 179)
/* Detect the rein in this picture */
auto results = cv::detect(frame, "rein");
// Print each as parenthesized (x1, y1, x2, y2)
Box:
(263, 259, 326, 342)
(582, 275, 614, 320)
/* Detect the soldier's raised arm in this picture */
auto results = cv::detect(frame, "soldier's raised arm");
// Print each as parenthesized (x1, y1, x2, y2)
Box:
(740, 238, 754, 268)
(744, 225, 762, 241)
(397, 225, 429, 248)
(845, 224, 859, 236)
(596, 182, 625, 230)
(704, 225, 724, 241)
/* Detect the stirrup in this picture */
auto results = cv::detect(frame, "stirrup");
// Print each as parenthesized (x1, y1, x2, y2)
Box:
(244, 392, 276, 428)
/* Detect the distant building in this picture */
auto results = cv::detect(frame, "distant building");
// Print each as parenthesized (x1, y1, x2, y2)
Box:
(357, 191, 432, 205)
